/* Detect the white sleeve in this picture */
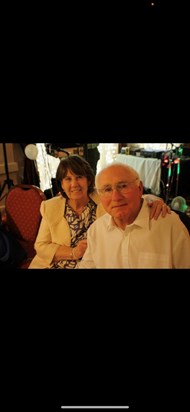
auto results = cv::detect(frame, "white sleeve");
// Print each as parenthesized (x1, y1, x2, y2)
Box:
(76, 247, 96, 269)
(171, 215, 190, 268)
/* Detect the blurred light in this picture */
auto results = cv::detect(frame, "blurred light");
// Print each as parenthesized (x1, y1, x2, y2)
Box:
(25, 144, 38, 160)
(36, 143, 59, 191)
(97, 144, 119, 174)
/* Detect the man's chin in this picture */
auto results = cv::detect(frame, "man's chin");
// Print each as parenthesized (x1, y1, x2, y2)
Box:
(112, 205, 128, 212)
(112, 210, 129, 219)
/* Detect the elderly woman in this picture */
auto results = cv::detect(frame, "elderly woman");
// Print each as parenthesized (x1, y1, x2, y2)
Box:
(29, 155, 170, 269)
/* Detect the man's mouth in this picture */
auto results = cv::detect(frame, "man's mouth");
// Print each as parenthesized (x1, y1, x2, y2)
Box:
(112, 203, 128, 209)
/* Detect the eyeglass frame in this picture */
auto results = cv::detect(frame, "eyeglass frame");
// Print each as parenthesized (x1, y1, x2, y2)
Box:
(96, 177, 140, 197)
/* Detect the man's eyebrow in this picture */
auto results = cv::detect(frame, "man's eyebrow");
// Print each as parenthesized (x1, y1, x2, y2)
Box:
(97, 184, 111, 190)
(100, 180, 129, 188)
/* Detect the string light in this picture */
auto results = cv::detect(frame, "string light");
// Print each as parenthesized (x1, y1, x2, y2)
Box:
(36, 143, 59, 191)
(97, 144, 119, 174)
(36, 143, 119, 189)
(36, 143, 179, 192)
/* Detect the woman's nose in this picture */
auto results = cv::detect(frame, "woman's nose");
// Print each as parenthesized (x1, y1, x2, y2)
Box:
(71, 178, 78, 186)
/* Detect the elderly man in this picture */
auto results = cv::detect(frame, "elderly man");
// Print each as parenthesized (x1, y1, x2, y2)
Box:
(77, 163, 190, 269)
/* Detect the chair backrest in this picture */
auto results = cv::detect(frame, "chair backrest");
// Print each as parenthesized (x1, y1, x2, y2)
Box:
(5, 184, 46, 258)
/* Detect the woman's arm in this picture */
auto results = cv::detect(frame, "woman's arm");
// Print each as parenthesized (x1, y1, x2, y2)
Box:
(53, 239, 87, 262)
(33, 216, 62, 264)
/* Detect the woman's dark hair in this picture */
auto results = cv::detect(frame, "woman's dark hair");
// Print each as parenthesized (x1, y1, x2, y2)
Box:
(56, 155, 95, 198)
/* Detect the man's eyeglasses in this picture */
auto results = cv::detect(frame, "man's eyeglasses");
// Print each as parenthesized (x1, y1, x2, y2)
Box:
(97, 178, 139, 198)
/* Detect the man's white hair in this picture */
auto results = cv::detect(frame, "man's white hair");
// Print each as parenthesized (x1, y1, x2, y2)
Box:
(95, 162, 140, 187)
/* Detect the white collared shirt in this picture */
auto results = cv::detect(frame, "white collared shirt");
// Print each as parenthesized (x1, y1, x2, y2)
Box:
(77, 200, 190, 269)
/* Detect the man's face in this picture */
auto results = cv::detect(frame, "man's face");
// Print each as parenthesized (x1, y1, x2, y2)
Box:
(97, 166, 143, 223)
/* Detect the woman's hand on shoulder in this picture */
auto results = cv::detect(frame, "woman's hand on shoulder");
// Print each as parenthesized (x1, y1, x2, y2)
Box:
(147, 198, 171, 220)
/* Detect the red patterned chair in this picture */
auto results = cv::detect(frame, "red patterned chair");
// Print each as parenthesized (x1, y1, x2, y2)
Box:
(4, 184, 46, 268)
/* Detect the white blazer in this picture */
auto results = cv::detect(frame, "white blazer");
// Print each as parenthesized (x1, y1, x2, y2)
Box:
(29, 191, 106, 268)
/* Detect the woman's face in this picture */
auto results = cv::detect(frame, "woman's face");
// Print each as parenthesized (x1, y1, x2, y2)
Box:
(61, 169, 89, 200)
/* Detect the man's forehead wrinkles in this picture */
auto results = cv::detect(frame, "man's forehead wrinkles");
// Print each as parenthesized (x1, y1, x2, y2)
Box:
(101, 180, 128, 188)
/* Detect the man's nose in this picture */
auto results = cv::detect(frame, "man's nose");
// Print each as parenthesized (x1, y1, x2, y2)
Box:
(111, 188, 123, 199)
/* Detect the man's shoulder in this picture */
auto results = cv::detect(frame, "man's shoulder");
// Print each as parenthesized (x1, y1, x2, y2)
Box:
(154, 209, 189, 233)
(170, 210, 190, 231)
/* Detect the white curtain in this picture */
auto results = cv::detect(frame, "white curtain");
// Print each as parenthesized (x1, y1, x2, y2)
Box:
(36, 144, 60, 191)
(97, 143, 119, 174)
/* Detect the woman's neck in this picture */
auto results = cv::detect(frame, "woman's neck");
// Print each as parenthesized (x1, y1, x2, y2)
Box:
(68, 196, 90, 213)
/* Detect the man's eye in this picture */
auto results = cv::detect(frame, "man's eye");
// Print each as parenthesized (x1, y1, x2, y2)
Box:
(104, 187, 112, 193)
(120, 183, 128, 189)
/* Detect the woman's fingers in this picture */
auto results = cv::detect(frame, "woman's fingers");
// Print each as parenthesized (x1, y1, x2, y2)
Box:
(161, 204, 171, 217)
(149, 200, 171, 220)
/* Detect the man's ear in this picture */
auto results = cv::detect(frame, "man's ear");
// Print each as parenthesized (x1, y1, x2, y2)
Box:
(138, 181, 144, 196)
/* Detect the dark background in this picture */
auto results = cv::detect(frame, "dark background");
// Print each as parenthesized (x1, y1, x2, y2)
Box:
(1, 1, 189, 141)
(2, 272, 189, 412)
(1, 2, 189, 411)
